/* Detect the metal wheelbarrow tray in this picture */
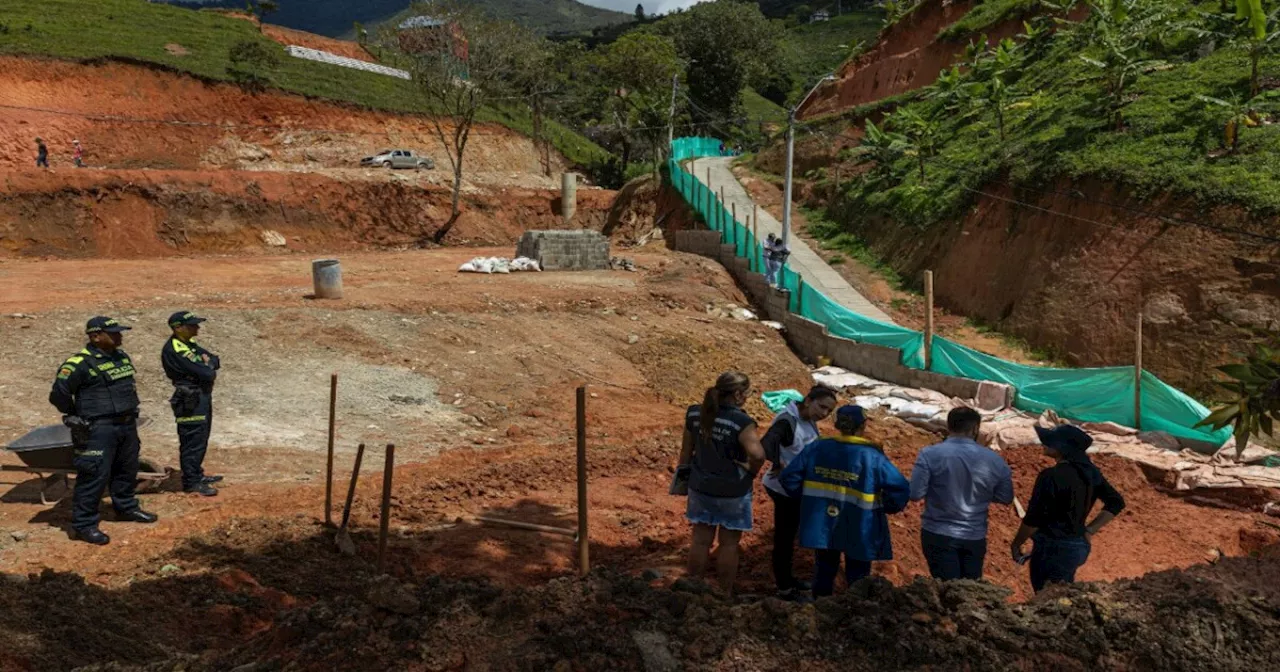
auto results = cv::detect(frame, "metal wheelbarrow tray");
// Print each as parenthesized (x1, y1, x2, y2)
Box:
(3, 421, 165, 505)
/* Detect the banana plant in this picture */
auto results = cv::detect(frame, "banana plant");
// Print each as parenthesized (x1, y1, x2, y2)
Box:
(1197, 343, 1280, 457)
(1237, 1, 1280, 97)
(1196, 93, 1259, 151)
(891, 108, 938, 182)
(925, 66, 979, 116)
(851, 119, 909, 183)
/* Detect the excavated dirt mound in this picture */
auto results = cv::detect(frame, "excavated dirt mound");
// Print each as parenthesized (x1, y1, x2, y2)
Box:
(0, 56, 560, 176)
(0, 169, 614, 257)
(261, 25, 377, 63)
(29, 551, 1280, 672)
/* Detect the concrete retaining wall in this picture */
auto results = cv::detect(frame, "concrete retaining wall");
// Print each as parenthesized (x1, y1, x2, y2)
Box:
(284, 45, 411, 80)
(672, 229, 1013, 407)
(517, 230, 610, 271)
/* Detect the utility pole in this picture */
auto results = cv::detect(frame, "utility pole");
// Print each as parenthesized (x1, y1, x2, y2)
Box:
(782, 74, 836, 247)
(668, 73, 678, 149)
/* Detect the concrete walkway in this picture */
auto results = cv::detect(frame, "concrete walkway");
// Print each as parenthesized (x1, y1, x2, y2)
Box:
(689, 156, 896, 325)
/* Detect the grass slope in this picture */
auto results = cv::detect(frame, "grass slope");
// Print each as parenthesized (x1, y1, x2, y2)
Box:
(0, 0, 609, 167)
(835, 1, 1280, 231)
(782, 10, 884, 98)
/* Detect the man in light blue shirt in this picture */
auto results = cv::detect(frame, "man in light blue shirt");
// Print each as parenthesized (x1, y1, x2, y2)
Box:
(909, 407, 1014, 581)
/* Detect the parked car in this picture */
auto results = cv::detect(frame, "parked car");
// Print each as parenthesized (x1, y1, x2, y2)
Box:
(360, 149, 435, 170)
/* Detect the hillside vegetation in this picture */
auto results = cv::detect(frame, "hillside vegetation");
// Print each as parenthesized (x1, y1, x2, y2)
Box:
(828, 0, 1280, 231)
(0, 0, 608, 167)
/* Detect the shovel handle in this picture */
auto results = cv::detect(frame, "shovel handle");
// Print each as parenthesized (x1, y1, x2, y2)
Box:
(340, 443, 365, 530)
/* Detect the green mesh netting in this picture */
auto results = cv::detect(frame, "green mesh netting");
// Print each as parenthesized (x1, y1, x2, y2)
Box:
(668, 136, 1225, 445)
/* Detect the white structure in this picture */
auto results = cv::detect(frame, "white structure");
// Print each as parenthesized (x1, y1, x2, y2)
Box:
(283, 45, 411, 80)
(810, 9, 831, 22)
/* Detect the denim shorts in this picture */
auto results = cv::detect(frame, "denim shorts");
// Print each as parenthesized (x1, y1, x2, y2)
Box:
(686, 488, 753, 531)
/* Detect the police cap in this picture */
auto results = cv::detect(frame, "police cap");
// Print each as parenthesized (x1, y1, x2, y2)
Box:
(168, 311, 208, 328)
(85, 316, 131, 334)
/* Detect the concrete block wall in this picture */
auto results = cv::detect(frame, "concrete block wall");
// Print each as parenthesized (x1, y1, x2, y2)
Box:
(673, 227, 1010, 405)
(517, 230, 611, 271)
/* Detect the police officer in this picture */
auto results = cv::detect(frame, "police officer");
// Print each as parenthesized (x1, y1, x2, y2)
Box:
(161, 311, 221, 496)
(49, 316, 159, 545)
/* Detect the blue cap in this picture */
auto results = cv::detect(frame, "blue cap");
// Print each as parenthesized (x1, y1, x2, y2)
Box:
(167, 311, 207, 328)
(85, 316, 130, 334)
(1035, 425, 1093, 457)
(836, 405, 866, 426)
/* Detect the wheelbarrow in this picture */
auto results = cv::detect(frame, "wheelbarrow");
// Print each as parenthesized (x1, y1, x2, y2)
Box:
(3, 419, 167, 505)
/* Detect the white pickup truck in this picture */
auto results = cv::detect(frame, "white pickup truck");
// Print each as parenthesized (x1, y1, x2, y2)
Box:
(360, 149, 435, 170)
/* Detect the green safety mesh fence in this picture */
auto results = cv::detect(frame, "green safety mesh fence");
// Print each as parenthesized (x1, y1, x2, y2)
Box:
(668, 137, 1226, 445)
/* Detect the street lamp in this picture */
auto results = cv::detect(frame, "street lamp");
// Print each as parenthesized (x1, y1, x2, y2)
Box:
(782, 74, 836, 247)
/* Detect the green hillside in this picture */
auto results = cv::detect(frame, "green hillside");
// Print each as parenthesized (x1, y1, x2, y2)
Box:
(0, 0, 609, 167)
(781, 9, 883, 100)
(827, 0, 1280, 231)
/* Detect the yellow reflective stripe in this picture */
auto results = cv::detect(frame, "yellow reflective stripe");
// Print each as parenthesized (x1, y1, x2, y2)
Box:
(171, 338, 191, 354)
(802, 480, 877, 503)
(176, 415, 207, 423)
(65, 356, 84, 364)
(833, 436, 877, 446)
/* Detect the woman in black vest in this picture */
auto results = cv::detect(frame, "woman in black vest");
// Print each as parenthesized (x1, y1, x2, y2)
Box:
(678, 371, 765, 595)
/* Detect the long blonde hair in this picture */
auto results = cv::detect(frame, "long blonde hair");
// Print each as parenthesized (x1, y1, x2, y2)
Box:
(700, 371, 750, 443)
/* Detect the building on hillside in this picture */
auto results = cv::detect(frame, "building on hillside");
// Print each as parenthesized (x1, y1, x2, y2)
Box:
(398, 15, 469, 79)
(810, 9, 831, 22)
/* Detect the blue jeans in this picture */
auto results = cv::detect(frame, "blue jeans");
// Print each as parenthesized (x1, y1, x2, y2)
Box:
(921, 529, 987, 581)
(1029, 534, 1091, 592)
(813, 548, 872, 597)
(764, 259, 781, 286)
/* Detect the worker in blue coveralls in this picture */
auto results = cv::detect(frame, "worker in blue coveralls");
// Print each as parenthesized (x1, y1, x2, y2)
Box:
(780, 405, 910, 598)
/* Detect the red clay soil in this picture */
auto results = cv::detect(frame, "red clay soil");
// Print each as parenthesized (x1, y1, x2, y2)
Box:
(800, 1, 1088, 120)
(0, 56, 556, 174)
(261, 24, 377, 62)
(0, 168, 614, 257)
(0, 248, 1277, 670)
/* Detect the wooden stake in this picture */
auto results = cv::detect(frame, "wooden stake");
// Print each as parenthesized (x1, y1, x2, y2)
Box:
(752, 208, 760, 270)
(376, 443, 395, 574)
(576, 386, 590, 577)
(719, 187, 726, 231)
(325, 372, 337, 527)
(924, 271, 935, 370)
(797, 273, 804, 311)
(1135, 295, 1143, 431)
(731, 202, 738, 244)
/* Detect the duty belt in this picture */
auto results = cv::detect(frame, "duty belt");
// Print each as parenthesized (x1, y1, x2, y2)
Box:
(89, 413, 138, 425)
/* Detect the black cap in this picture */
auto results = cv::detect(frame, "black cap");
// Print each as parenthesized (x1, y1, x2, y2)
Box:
(1035, 425, 1093, 460)
(85, 316, 131, 334)
(168, 311, 207, 328)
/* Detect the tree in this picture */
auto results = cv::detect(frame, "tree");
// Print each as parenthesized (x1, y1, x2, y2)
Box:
(925, 65, 977, 115)
(967, 38, 1024, 141)
(226, 40, 279, 91)
(245, 0, 277, 33)
(596, 32, 682, 174)
(388, 2, 543, 244)
(635, 3, 645, 22)
(661, 1, 786, 127)
(1197, 343, 1280, 458)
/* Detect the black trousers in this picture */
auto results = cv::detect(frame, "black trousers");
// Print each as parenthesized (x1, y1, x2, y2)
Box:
(921, 529, 988, 581)
(71, 420, 141, 530)
(767, 487, 804, 590)
(173, 389, 213, 489)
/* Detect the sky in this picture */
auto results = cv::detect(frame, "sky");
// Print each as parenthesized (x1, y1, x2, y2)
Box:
(581, 0, 709, 16)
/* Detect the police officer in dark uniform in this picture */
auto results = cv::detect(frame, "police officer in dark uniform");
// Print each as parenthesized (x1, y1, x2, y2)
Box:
(49, 316, 159, 545)
(161, 311, 221, 496)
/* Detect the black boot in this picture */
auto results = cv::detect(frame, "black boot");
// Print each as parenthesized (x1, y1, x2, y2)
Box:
(118, 509, 159, 523)
(201, 475, 223, 484)
(185, 483, 218, 497)
(77, 528, 110, 545)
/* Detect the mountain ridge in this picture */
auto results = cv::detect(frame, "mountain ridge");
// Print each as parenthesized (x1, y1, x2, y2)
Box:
(161, 0, 631, 37)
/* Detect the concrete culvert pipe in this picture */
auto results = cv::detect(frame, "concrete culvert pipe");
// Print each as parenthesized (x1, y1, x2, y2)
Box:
(312, 259, 344, 299)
